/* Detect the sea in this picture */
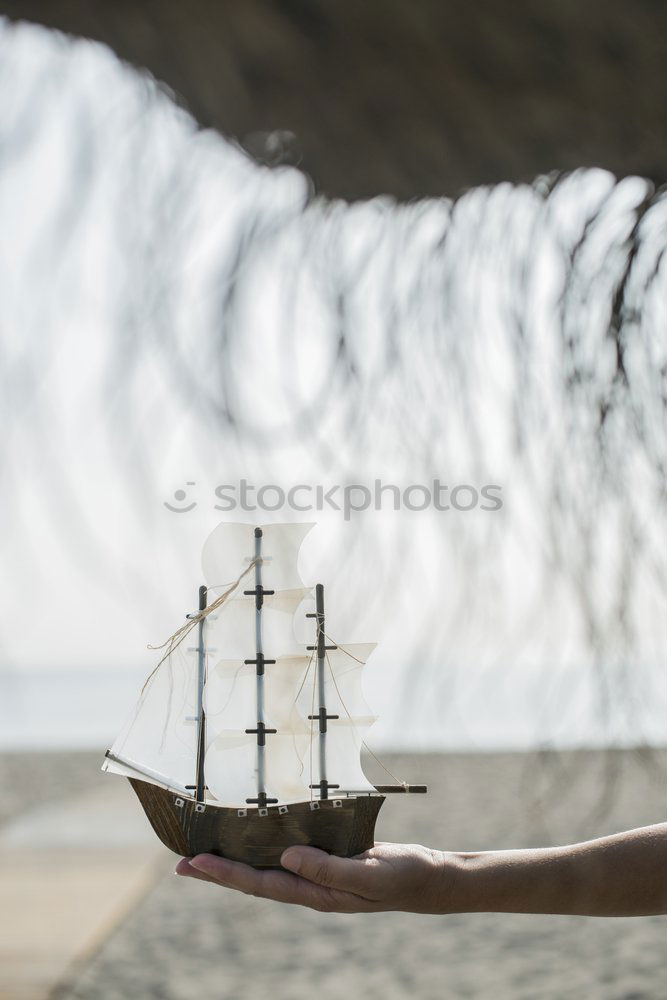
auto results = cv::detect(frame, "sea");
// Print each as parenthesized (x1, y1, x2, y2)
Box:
(3, 666, 665, 753)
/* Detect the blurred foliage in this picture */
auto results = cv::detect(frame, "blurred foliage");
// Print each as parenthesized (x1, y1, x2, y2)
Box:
(0, 11, 666, 749)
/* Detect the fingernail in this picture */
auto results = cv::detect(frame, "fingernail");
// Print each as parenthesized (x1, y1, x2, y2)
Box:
(281, 849, 301, 873)
(189, 855, 217, 874)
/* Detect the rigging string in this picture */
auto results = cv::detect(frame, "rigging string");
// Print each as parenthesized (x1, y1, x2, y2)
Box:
(142, 558, 259, 692)
(323, 634, 407, 789)
(289, 646, 317, 784)
(203, 659, 247, 737)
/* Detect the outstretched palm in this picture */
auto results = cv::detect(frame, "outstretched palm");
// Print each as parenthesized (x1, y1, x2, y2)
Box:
(176, 841, 452, 913)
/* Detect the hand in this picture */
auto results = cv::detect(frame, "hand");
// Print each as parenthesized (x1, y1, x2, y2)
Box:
(176, 842, 454, 913)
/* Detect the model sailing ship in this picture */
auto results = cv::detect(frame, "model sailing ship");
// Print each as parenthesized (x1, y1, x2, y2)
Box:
(103, 522, 426, 867)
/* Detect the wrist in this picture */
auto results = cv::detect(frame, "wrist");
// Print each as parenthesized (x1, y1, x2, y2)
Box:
(442, 846, 572, 915)
(420, 845, 571, 915)
(427, 849, 473, 914)
(434, 850, 512, 914)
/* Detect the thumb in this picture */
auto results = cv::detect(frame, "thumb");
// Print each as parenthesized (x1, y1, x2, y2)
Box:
(281, 846, 369, 894)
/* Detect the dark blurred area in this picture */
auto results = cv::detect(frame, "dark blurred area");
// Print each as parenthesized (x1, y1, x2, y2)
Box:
(3, 0, 666, 198)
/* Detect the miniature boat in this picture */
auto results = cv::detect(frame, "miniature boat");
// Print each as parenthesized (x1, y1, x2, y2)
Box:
(103, 522, 425, 867)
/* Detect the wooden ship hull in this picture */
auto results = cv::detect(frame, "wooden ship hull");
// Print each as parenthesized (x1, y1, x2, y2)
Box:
(130, 778, 385, 868)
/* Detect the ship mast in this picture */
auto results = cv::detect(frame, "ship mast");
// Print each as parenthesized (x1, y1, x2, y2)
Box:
(244, 527, 278, 808)
(185, 584, 208, 802)
(307, 584, 339, 799)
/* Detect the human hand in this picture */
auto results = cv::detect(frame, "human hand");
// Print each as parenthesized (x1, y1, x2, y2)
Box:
(176, 842, 455, 913)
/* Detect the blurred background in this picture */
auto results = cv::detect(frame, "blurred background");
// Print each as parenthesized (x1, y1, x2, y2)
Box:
(1, 3, 666, 999)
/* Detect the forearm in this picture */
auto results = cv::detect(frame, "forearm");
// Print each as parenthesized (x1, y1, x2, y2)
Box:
(444, 823, 667, 917)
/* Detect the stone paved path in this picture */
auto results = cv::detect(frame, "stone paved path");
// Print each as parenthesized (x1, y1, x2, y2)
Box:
(0, 781, 169, 1000)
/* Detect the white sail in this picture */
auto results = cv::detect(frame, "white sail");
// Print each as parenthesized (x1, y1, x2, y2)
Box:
(204, 655, 310, 734)
(202, 521, 315, 594)
(201, 654, 312, 804)
(101, 753, 189, 794)
(205, 732, 312, 805)
(103, 643, 200, 793)
(205, 589, 310, 659)
(322, 718, 378, 793)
